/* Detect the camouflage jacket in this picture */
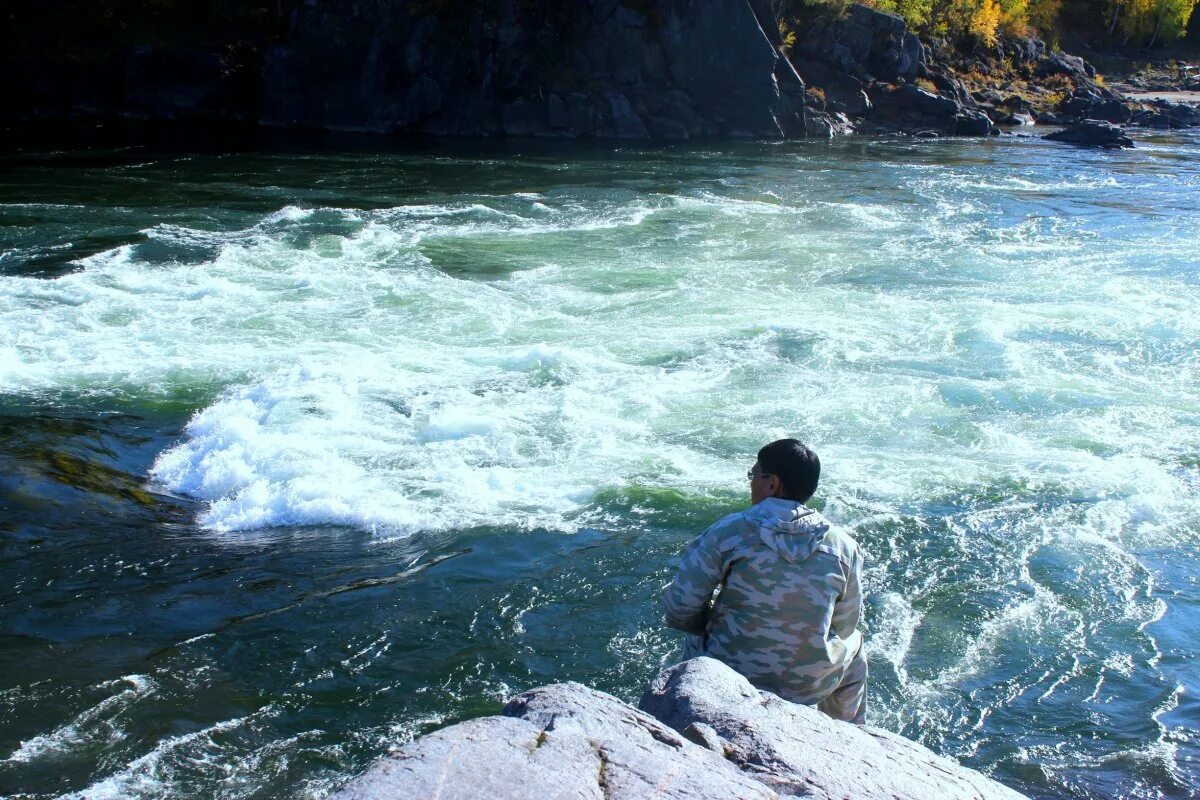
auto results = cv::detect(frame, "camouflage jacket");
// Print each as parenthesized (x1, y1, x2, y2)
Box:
(663, 497, 864, 705)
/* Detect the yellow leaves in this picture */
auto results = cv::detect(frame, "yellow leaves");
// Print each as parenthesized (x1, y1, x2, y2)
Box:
(778, 19, 797, 51)
(969, 0, 1002, 44)
(797, 0, 1196, 50)
(999, 0, 1030, 35)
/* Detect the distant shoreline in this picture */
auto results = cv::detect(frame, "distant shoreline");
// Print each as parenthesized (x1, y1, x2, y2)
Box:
(1123, 90, 1200, 103)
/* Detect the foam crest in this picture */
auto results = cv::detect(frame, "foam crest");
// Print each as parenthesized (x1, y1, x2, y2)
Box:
(149, 355, 732, 533)
(866, 592, 923, 683)
(56, 711, 266, 800)
(6, 675, 155, 764)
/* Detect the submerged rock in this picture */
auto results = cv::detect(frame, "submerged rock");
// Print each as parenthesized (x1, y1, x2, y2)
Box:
(330, 658, 1028, 800)
(1044, 119, 1135, 149)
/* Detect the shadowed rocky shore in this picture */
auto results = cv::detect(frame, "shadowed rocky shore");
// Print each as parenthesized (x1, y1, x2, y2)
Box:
(4, 0, 1197, 149)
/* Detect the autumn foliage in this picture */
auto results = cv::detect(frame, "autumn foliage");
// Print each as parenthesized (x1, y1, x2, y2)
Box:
(845, 0, 1197, 45)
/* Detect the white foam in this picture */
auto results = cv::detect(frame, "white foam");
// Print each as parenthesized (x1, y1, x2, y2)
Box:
(6, 675, 155, 764)
(55, 711, 265, 800)
(866, 592, 924, 683)
(0, 177, 1196, 542)
(148, 356, 730, 534)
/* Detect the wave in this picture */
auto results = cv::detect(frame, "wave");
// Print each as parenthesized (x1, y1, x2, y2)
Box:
(6, 675, 155, 764)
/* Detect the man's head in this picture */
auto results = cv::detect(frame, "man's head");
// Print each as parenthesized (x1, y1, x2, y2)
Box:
(749, 438, 820, 505)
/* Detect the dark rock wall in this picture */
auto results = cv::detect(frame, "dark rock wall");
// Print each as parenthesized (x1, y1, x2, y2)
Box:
(259, 0, 805, 139)
(7, 0, 1186, 144)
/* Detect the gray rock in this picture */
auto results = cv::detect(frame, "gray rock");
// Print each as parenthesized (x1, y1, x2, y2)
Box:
(874, 83, 960, 117)
(1060, 87, 1132, 123)
(332, 681, 775, 800)
(661, 0, 786, 137)
(1134, 110, 1177, 129)
(955, 109, 994, 136)
(1037, 51, 1096, 81)
(797, 3, 916, 84)
(794, 59, 871, 116)
(332, 659, 1028, 800)
(639, 658, 1029, 800)
(1036, 110, 1073, 125)
(1142, 99, 1200, 127)
(329, 716, 602, 800)
(897, 32, 924, 81)
(255, 0, 807, 140)
(1044, 119, 1135, 148)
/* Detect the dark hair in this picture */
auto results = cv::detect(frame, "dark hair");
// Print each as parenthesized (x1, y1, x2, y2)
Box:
(757, 438, 820, 503)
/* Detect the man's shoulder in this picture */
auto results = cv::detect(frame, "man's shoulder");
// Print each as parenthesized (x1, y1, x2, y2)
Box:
(696, 508, 764, 549)
(705, 508, 754, 536)
(814, 519, 861, 562)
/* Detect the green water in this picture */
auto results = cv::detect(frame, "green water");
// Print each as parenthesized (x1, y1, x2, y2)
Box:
(2, 134, 1199, 798)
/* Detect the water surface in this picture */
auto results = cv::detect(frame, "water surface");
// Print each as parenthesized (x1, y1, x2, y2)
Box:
(2, 133, 1199, 799)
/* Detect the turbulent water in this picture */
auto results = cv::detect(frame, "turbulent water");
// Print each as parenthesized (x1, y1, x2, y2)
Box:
(2, 133, 1199, 799)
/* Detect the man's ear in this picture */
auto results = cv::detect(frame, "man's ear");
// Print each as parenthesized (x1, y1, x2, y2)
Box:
(767, 475, 782, 498)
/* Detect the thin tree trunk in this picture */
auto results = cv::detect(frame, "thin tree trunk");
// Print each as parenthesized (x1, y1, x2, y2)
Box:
(1108, 3, 1121, 34)
(1148, 9, 1163, 47)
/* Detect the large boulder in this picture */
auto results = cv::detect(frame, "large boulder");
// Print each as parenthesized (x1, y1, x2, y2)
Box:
(1059, 86, 1133, 123)
(793, 3, 925, 84)
(867, 82, 993, 136)
(1044, 119, 1135, 148)
(640, 658, 1028, 800)
(330, 658, 1029, 800)
(1036, 51, 1097, 82)
(331, 681, 776, 800)
(1131, 99, 1200, 129)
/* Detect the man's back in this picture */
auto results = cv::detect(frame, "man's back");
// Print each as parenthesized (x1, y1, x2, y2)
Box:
(664, 496, 864, 709)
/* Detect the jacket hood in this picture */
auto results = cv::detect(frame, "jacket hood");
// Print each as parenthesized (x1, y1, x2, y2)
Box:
(748, 497, 830, 563)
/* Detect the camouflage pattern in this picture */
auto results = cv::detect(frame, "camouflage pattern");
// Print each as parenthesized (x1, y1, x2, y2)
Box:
(664, 497, 865, 721)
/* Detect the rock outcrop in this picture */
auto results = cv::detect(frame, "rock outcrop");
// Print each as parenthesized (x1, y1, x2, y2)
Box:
(1044, 119, 1136, 148)
(330, 657, 1028, 800)
(6, 0, 1192, 145)
(0, 0, 1006, 143)
(789, 4, 993, 137)
(255, 0, 1008, 140)
(1130, 98, 1200, 129)
(259, 0, 809, 139)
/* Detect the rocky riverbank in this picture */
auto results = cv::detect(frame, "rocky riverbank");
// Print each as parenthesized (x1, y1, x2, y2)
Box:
(331, 657, 1028, 800)
(3, 0, 1197, 147)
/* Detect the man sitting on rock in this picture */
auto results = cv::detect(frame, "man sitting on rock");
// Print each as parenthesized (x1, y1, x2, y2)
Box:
(664, 438, 867, 723)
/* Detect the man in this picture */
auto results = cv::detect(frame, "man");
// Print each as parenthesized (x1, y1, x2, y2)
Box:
(663, 438, 866, 723)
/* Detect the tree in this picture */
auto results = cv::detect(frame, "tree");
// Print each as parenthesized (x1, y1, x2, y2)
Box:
(970, 0, 1004, 43)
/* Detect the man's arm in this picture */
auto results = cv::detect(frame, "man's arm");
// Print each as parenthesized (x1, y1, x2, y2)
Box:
(663, 522, 729, 636)
(831, 545, 863, 639)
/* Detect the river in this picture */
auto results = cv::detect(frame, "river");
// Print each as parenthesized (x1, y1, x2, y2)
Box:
(2, 132, 1198, 799)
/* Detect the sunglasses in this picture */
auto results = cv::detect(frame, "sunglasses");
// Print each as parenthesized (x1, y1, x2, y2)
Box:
(746, 469, 774, 481)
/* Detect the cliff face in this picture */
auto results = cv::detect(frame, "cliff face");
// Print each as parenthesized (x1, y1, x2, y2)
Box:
(258, 0, 809, 139)
(0, 0, 901, 141)
(5, 0, 1193, 145)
